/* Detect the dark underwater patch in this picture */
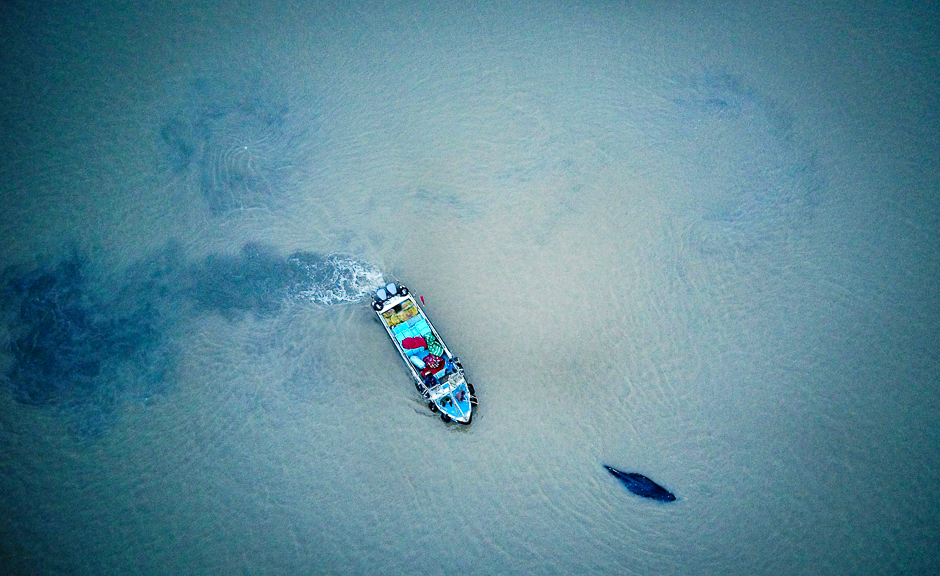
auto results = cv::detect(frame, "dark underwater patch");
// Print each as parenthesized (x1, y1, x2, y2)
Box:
(663, 70, 822, 254)
(186, 243, 301, 318)
(0, 251, 173, 435)
(159, 77, 320, 215)
(159, 117, 203, 173)
(0, 243, 379, 435)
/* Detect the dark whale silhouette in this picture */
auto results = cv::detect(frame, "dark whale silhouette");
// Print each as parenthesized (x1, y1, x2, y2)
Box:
(604, 465, 676, 502)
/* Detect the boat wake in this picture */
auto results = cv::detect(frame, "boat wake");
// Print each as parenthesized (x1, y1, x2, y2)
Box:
(0, 243, 384, 435)
(287, 253, 384, 306)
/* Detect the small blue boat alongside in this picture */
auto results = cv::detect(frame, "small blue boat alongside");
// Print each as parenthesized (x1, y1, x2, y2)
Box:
(604, 465, 676, 502)
(373, 283, 477, 424)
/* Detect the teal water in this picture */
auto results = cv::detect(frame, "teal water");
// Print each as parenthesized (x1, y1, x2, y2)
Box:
(1, 1, 938, 574)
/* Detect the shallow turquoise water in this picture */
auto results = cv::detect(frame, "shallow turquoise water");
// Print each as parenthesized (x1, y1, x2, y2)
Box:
(1, 1, 938, 574)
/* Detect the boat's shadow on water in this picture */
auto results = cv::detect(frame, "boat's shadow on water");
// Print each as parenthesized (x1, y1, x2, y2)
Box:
(407, 400, 478, 432)
(403, 396, 478, 432)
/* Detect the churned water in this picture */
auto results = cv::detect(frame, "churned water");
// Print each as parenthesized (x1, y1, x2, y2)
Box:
(1, 1, 938, 574)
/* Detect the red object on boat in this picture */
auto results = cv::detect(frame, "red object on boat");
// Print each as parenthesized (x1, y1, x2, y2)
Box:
(419, 354, 445, 378)
(401, 336, 427, 350)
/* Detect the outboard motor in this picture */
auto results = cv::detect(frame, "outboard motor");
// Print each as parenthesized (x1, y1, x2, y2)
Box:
(375, 287, 388, 302)
(386, 282, 398, 296)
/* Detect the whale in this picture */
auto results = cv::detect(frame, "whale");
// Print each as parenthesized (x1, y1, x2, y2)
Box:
(604, 465, 676, 502)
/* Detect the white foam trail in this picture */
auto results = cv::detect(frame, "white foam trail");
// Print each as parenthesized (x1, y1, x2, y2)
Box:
(288, 254, 384, 306)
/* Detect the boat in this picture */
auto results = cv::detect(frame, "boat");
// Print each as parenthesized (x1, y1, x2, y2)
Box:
(372, 282, 477, 424)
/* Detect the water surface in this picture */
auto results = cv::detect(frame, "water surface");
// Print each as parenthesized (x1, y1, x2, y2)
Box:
(1, 1, 938, 574)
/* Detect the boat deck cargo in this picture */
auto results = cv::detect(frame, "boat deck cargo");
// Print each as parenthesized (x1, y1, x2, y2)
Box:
(372, 283, 476, 424)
